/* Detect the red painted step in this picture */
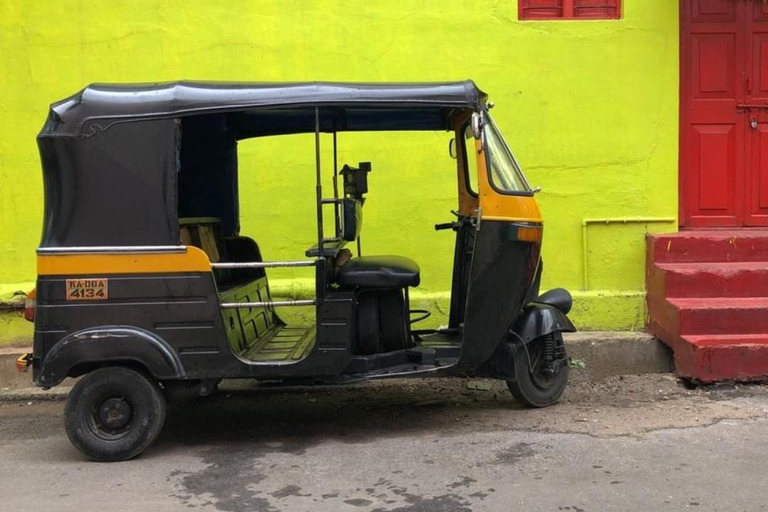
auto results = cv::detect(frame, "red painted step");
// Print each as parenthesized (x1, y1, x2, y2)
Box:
(674, 335, 768, 382)
(671, 297, 768, 335)
(650, 230, 768, 264)
(656, 262, 768, 298)
(647, 231, 768, 382)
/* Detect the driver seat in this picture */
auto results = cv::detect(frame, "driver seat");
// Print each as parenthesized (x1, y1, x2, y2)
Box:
(336, 255, 420, 289)
(332, 199, 420, 289)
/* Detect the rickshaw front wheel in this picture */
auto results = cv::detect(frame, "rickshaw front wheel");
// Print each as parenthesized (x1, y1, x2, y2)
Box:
(506, 333, 569, 408)
(64, 367, 167, 462)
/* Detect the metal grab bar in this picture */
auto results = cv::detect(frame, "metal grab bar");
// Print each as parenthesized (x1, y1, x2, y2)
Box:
(211, 260, 316, 269)
(37, 245, 187, 254)
(220, 299, 317, 309)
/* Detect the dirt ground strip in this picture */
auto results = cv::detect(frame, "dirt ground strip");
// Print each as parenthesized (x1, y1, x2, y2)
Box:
(2, 374, 766, 442)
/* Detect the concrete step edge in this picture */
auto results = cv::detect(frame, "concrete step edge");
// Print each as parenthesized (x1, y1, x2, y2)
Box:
(656, 262, 768, 272)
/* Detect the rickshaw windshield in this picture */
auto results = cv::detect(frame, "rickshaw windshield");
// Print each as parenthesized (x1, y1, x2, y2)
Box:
(484, 114, 531, 194)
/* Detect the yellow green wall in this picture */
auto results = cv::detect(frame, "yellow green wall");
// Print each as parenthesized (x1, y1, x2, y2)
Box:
(0, 0, 679, 339)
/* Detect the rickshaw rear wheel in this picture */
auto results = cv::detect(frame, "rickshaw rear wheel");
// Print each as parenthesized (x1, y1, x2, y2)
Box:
(64, 367, 167, 462)
(507, 333, 569, 408)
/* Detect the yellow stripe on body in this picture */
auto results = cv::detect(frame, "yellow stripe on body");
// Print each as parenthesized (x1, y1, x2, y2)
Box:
(37, 246, 211, 276)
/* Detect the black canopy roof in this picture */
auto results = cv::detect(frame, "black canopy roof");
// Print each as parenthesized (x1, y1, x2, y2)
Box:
(37, 81, 488, 248)
(44, 81, 487, 136)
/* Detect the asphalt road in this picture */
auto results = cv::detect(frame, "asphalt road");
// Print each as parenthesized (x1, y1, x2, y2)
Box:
(0, 375, 767, 512)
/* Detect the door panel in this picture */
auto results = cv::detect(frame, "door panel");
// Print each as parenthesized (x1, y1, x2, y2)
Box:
(688, 123, 741, 223)
(753, 0, 768, 23)
(691, 0, 735, 23)
(681, 0, 744, 226)
(691, 34, 737, 99)
(753, 35, 768, 96)
(695, 125, 734, 209)
(748, 121, 768, 223)
(746, 6, 768, 225)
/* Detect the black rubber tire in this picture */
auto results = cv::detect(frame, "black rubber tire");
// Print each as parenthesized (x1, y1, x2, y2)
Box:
(507, 335, 569, 408)
(64, 367, 166, 462)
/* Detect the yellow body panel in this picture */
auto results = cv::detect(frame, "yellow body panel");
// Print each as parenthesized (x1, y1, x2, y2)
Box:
(37, 246, 211, 276)
(476, 139, 543, 223)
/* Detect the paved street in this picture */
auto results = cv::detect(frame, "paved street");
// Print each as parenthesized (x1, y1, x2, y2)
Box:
(1, 375, 767, 512)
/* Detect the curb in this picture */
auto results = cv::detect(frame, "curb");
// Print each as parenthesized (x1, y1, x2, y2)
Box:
(0, 386, 71, 402)
(0, 331, 674, 401)
(564, 331, 674, 383)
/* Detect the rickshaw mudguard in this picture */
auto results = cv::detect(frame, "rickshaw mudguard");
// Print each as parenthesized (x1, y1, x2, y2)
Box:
(36, 326, 185, 387)
(476, 303, 575, 380)
(511, 301, 576, 344)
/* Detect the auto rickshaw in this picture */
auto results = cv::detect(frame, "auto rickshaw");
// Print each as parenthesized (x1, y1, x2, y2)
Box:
(19, 81, 575, 461)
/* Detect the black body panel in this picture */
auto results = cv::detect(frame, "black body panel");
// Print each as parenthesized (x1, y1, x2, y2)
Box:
(33, 272, 355, 386)
(448, 221, 476, 329)
(459, 220, 541, 369)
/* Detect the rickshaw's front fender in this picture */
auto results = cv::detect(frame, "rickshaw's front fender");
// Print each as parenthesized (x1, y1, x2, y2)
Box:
(512, 300, 576, 344)
(36, 326, 185, 387)
(476, 298, 575, 380)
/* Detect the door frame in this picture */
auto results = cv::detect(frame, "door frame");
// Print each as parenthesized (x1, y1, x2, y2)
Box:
(678, 0, 690, 228)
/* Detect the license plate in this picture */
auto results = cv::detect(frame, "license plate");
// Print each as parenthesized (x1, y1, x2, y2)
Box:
(66, 279, 108, 301)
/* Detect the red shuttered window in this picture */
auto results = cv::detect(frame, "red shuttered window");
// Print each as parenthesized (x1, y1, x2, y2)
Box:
(519, 0, 621, 20)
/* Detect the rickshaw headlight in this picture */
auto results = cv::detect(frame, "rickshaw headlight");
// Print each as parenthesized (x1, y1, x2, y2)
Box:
(517, 226, 542, 243)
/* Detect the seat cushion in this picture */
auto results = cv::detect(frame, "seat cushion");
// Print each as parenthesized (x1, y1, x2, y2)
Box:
(336, 256, 420, 288)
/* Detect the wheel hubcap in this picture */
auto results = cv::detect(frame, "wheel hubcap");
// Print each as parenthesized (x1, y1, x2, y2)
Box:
(96, 397, 133, 432)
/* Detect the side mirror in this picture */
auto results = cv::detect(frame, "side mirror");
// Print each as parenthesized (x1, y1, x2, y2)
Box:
(470, 112, 482, 139)
(448, 138, 457, 159)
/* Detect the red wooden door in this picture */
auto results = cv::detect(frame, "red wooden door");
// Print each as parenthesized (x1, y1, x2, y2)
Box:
(746, 1, 768, 225)
(681, 0, 768, 227)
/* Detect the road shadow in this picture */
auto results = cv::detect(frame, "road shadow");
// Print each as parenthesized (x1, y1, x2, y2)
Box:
(152, 378, 525, 455)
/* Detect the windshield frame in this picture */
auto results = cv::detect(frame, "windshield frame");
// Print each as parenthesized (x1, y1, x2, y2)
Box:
(461, 121, 480, 198)
(481, 112, 533, 197)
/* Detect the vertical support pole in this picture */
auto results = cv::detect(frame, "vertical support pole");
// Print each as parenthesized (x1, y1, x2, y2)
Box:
(315, 107, 324, 254)
(332, 130, 340, 236)
(314, 107, 326, 305)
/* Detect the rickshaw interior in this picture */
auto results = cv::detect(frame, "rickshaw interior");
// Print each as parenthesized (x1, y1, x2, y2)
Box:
(176, 106, 475, 368)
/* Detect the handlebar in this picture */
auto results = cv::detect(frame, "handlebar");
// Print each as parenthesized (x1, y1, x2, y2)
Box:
(434, 222, 457, 231)
(436, 211, 479, 231)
